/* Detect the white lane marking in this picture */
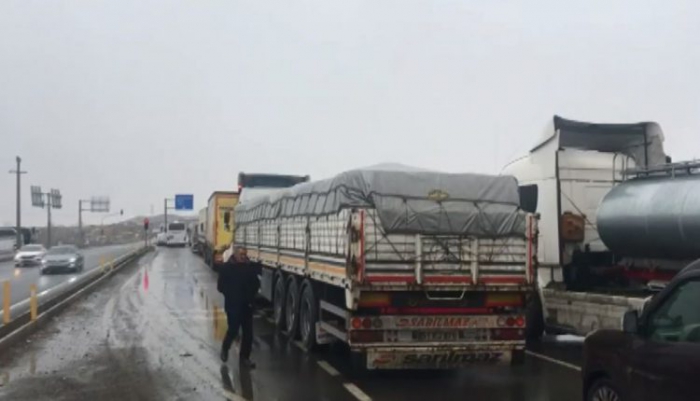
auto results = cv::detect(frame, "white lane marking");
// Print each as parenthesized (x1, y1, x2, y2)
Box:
(317, 360, 340, 377)
(525, 350, 582, 372)
(292, 340, 308, 352)
(343, 383, 372, 401)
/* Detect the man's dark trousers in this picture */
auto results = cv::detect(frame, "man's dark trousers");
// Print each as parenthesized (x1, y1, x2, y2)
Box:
(223, 302, 253, 359)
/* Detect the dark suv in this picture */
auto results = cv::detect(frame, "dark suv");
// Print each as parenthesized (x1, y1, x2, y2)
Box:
(583, 260, 700, 401)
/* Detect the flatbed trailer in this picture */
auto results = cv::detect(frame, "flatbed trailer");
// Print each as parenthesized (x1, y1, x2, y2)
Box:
(235, 168, 537, 370)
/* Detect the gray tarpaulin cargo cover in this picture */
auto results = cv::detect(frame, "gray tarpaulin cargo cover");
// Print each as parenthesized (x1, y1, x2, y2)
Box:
(235, 165, 527, 237)
(533, 115, 668, 168)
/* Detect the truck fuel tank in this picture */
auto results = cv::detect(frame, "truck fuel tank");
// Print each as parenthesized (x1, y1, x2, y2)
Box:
(597, 173, 700, 261)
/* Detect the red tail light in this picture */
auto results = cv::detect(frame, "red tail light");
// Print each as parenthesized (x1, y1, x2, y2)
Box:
(351, 318, 362, 329)
(498, 315, 525, 327)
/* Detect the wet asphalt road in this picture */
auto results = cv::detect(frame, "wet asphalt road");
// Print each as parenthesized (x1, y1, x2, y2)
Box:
(0, 243, 140, 307)
(0, 248, 584, 401)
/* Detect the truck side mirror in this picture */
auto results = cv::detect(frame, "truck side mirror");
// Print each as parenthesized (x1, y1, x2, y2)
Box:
(623, 310, 639, 334)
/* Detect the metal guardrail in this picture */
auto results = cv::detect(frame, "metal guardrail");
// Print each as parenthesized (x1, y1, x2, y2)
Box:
(0, 245, 150, 339)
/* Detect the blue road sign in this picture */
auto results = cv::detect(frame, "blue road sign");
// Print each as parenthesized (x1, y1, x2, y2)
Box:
(174, 194, 194, 210)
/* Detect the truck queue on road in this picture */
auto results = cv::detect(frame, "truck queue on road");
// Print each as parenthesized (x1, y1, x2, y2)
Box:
(187, 115, 699, 389)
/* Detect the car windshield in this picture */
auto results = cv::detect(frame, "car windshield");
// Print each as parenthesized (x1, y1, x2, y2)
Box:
(20, 245, 42, 252)
(168, 223, 185, 231)
(47, 247, 76, 255)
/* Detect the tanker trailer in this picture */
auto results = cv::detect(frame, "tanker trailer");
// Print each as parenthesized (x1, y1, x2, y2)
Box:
(598, 168, 700, 263)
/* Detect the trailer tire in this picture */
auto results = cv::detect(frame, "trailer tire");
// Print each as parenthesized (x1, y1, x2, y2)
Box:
(299, 281, 319, 351)
(586, 377, 622, 401)
(204, 248, 212, 269)
(526, 293, 545, 342)
(284, 276, 300, 338)
(273, 273, 287, 329)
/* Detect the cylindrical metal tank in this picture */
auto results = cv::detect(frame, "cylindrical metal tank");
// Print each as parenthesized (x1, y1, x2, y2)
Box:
(597, 174, 700, 260)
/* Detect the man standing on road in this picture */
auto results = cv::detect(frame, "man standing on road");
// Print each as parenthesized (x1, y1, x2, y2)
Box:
(218, 245, 260, 368)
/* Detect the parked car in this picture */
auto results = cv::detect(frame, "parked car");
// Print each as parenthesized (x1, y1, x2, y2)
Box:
(14, 244, 46, 266)
(582, 260, 700, 401)
(156, 232, 168, 246)
(41, 245, 85, 274)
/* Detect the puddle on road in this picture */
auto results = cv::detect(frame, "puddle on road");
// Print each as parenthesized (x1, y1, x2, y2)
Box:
(135, 261, 229, 346)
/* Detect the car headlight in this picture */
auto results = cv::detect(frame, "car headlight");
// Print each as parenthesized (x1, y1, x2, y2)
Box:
(69, 257, 77, 263)
(14, 254, 21, 261)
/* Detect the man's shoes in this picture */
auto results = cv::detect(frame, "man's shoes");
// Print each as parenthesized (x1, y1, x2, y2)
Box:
(240, 359, 256, 369)
(220, 348, 229, 363)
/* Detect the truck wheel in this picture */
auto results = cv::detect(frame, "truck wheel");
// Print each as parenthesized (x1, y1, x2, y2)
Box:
(299, 281, 319, 351)
(209, 252, 217, 271)
(586, 377, 622, 401)
(284, 276, 300, 338)
(526, 293, 545, 343)
(273, 273, 287, 329)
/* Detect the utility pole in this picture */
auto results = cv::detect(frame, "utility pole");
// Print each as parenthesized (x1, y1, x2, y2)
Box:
(79, 200, 85, 246)
(46, 195, 52, 247)
(9, 156, 27, 248)
(164, 198, 169, 231)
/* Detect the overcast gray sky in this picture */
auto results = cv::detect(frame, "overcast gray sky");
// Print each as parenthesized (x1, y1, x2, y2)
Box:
(2, 0, 699, 227)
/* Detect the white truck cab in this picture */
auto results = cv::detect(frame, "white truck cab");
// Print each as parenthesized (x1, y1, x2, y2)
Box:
(503, 115, 669, 337)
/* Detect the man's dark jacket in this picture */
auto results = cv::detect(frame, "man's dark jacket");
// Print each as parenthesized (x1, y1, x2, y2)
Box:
(217, 258, 261, 309)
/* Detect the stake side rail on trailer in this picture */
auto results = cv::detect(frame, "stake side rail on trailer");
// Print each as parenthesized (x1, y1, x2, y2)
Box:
(236, 207, 538, 370)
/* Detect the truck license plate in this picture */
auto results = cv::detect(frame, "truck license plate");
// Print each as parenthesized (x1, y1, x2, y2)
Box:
(413, 330, 478, 342)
